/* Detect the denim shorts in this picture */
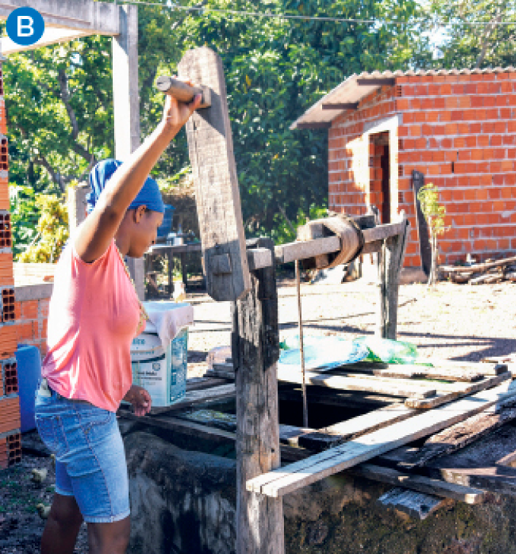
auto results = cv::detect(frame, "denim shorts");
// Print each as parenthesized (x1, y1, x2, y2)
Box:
(34, 380, 130, 523)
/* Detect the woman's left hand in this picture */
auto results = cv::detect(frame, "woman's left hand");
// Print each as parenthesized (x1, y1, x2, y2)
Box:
(123, 385, 152, 417)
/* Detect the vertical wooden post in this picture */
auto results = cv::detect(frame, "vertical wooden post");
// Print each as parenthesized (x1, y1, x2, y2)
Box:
(376, 214, 409, 340)
(233, 238, 284, 554)
(178, 47, 250, 302)
(412, 170, 432, 276)
(112, 4, 145, 299)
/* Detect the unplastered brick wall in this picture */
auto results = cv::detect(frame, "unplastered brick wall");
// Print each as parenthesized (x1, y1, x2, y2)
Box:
(14, 287, 51, 357)
(329, 86, 397, 217)
(0, 58, 21, 469)
(328, 69, 516, 268)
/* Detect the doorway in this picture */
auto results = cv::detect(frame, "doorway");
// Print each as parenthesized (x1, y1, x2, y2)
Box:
(369, 132, 391, 224)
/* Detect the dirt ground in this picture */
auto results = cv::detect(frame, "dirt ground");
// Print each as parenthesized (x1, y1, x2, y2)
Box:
(2, 277, 516, 553)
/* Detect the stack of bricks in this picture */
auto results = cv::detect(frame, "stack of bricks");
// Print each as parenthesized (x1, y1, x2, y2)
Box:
(0, 60, 21, 469)
(328, 68, 516, 268)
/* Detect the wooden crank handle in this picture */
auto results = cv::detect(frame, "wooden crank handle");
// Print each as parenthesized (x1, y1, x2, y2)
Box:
(155, 76, 211, 109)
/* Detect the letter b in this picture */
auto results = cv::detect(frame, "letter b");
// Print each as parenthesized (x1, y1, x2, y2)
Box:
(6, 7, 44, 46)
(18, 16, 34, 37)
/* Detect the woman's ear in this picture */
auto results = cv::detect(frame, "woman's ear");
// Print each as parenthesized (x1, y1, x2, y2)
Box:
(133, 205, 148, 223)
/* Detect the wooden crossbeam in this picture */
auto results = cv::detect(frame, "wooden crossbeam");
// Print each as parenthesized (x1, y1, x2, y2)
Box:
(295, 122, 332, 129)
(357, 78, 396, 86)
(321, 103, 359, 110)
(274, 221, 406, 265)
(246, 382, 516, 498)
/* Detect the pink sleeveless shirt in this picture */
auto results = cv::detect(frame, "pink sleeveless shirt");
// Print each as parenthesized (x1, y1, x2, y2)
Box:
(42, 240, 141, 412)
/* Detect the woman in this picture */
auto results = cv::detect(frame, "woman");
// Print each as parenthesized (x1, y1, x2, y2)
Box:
(34, 86, 202, 554)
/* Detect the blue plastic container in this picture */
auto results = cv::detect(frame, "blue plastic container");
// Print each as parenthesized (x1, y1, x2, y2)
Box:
(15, 345, 41, 433)
(157, 205, 175, 240)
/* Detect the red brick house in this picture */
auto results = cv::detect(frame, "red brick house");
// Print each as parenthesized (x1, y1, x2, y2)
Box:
(291, 67, 516, 269)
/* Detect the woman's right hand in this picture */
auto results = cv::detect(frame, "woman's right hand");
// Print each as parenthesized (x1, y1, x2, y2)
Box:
(160, 77, 202, 136)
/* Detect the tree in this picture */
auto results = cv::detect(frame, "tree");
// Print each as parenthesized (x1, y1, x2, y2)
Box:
(422, 0, 516, 69)
(177, 0, 427, 233)
(417, 183, 448, 288)
(5, 0, 429, 256)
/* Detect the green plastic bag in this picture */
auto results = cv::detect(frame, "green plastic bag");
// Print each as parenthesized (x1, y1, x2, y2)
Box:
(353, 336, 419, 364)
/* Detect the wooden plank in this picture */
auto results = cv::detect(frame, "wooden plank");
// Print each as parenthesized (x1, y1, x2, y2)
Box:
(277, 366, 437, 399)
(178, 47, 250, 301)
(329, 370, 478, 393)
(426, 425, 516, 495)
(357, 78, 396, 86)
(370, 365, 485, 383)
(298, 403, 418, 451)
(275, 236, 341, 264)
(398, 402, 516, 470)
(186, 377, 228, 391)
(376, 215, 409, 340)
(404, 373, 511, 409)
(362, 221, 406, 244)
(246, 381, 516, 498)
(351, 464, 486, 504)
(424, 359, 507, 376)
(142, 384, 236, 415)
(440, 256, 516, 274)
(232, 237, 284, 553)
(321, 102, 359, 110)
(378, 488, 451, 520)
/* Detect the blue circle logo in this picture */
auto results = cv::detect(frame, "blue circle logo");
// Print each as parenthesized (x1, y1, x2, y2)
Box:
(6, 7, 45, 46)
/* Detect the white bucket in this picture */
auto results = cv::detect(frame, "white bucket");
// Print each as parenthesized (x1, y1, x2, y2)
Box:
(130, 303, 192, 407)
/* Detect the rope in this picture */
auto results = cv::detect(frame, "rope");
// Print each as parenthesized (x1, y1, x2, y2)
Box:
(315, 215, 365, 270)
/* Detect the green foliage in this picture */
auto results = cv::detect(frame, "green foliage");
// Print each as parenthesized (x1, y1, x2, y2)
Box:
(417, 182, 448, 286)
(267, 203, 328, 245)
(9, 185, 39, 257)
(5, 0, 432, 256)
(417, 183, 447, 237)
(179, 0, 426, 233)
(17, 194, 69, 263)
(420, 1, 516, 69)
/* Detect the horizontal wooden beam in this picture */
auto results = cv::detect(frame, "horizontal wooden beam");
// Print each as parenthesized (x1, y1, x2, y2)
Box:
(321, 102, 358, 111)
(294, 122, 332, 130)
(356, 78, 396, 87)
(275, 221, 406, 265)
(275, 236, 340, 265)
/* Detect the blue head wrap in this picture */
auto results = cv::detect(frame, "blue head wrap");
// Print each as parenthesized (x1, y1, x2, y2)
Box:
(86, 159, 165, 214)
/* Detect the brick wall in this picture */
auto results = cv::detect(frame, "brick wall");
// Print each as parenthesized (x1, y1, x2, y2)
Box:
(0, 59, 21, 469)
(328, 70, 516, 268)
(14, 287, 51, 357)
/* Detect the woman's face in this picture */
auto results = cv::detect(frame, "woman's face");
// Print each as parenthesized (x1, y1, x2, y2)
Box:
(126, 207, 164, 258)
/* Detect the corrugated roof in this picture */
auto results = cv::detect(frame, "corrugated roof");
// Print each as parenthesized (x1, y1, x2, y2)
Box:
(290, 67, 516, 130)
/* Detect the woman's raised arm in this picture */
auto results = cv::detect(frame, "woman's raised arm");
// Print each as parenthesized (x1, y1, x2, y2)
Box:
(75, 88, 201, 263)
